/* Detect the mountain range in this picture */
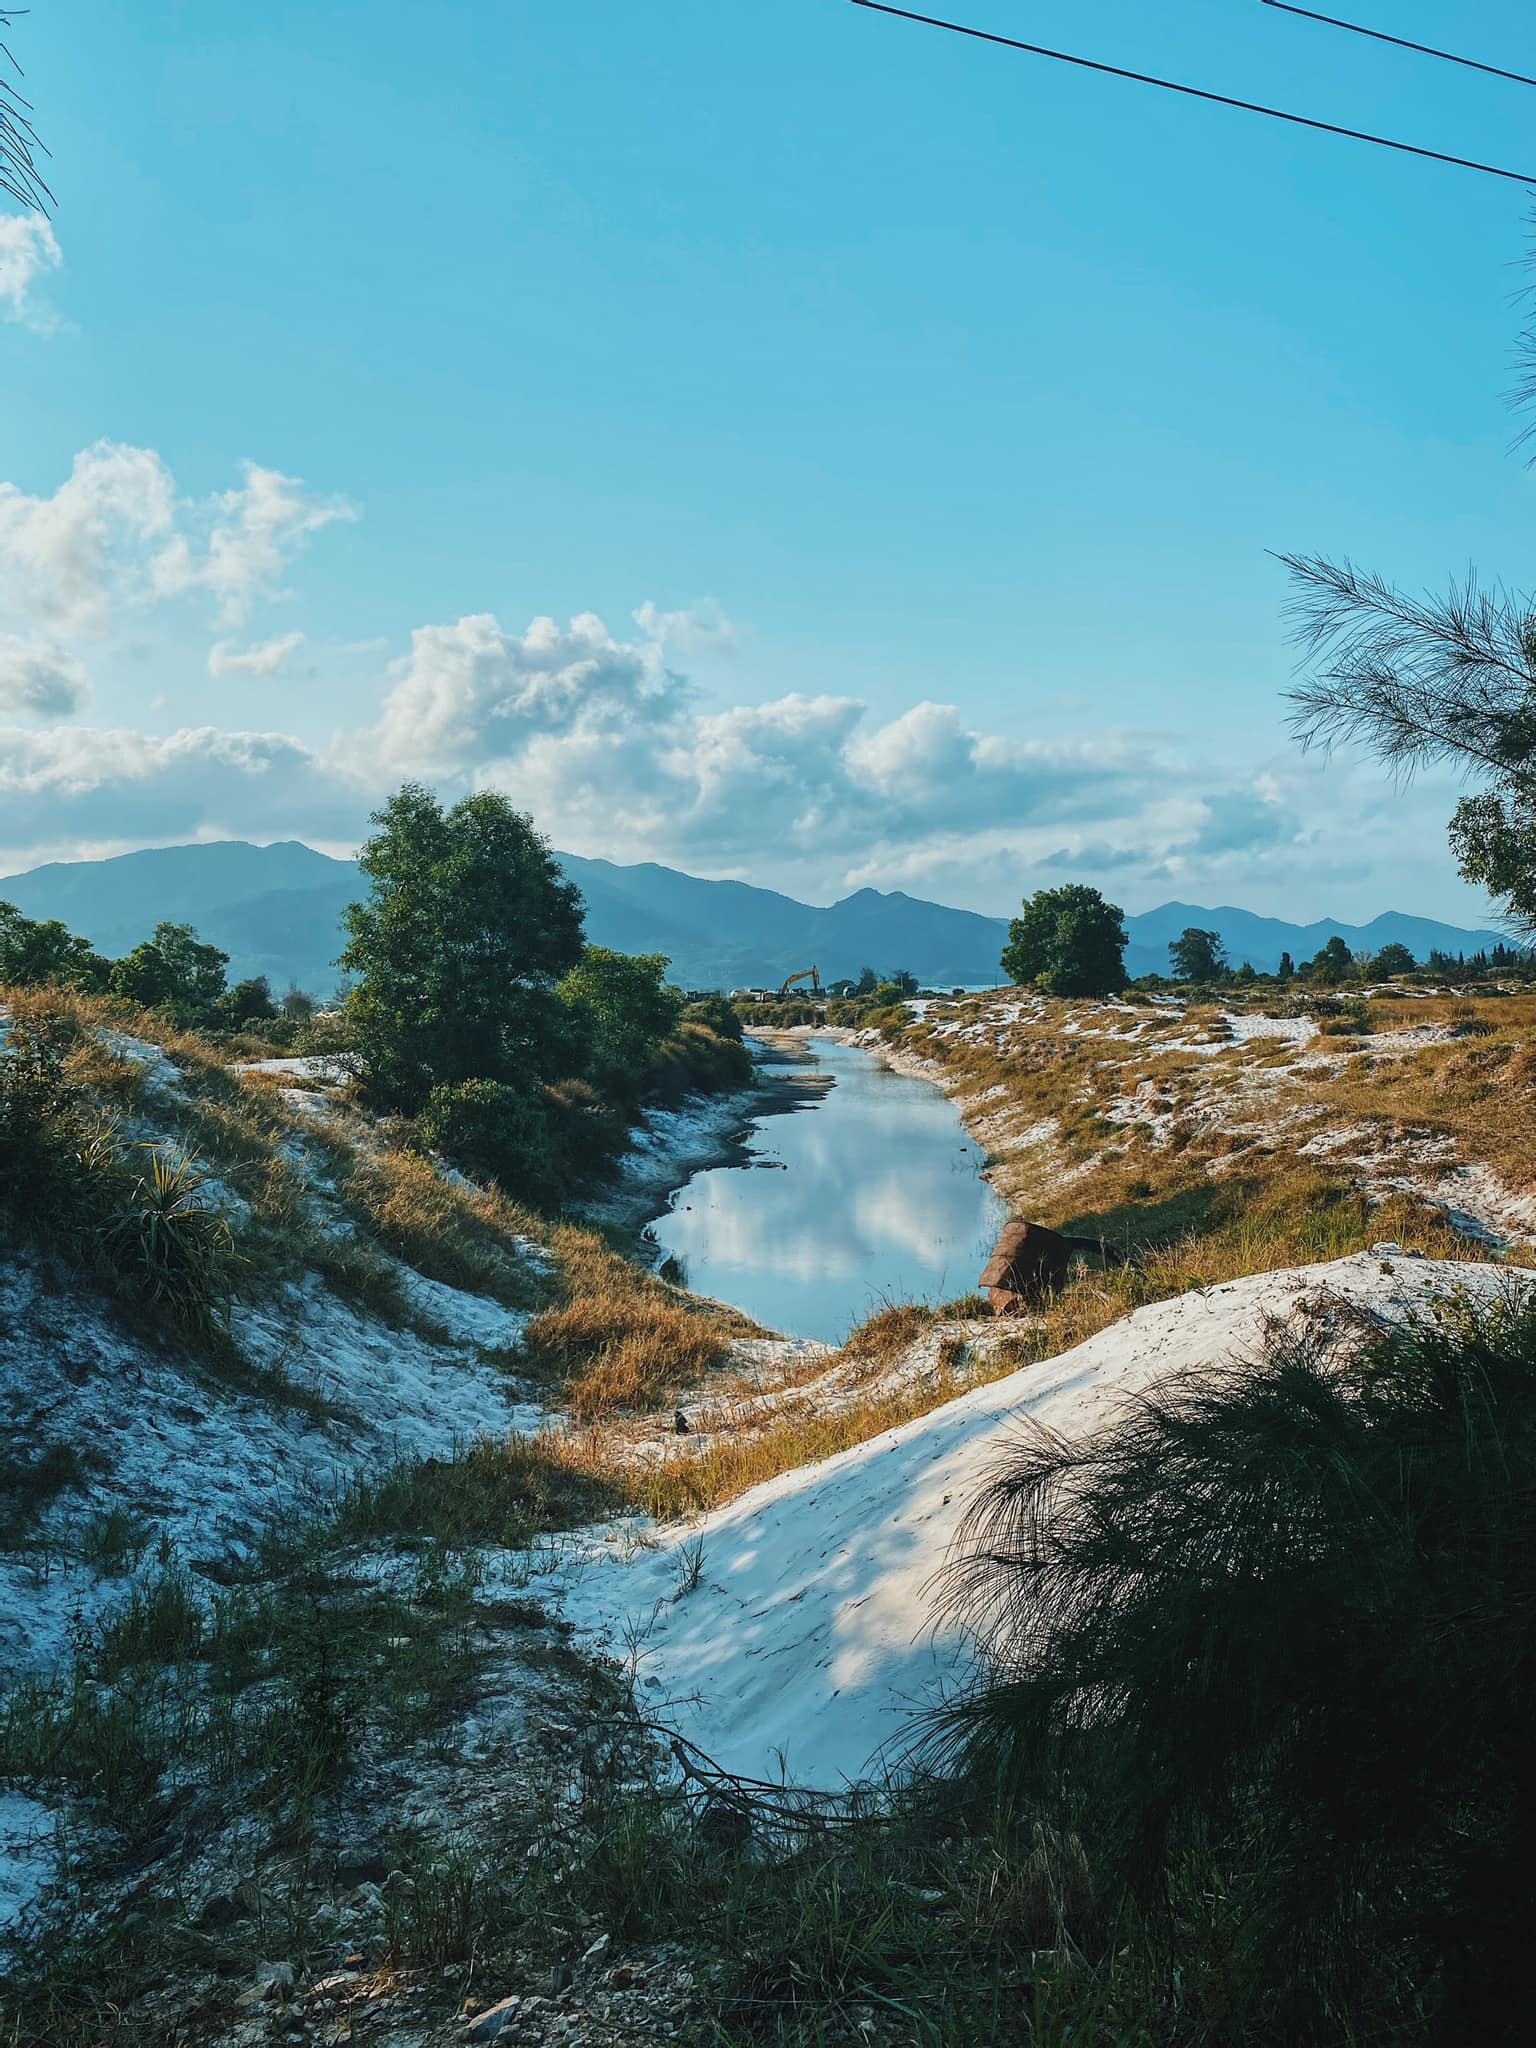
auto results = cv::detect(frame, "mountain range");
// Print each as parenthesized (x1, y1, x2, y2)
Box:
(0, 840, 1510, 993)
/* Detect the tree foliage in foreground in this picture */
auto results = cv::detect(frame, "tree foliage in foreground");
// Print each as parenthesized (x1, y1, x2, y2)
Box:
(1001, 885, 1128, 997)
(1284, 554, 1536, 929)
(928, 1297, 1536, 2039)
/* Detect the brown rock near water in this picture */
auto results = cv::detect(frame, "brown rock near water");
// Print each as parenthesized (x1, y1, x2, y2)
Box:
(980, 1219, 1103, 1315)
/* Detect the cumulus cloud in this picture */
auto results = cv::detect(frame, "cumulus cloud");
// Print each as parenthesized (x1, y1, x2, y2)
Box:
(208, 630, 306, 679)
(0, 588, 1435, 918)
(0, 444, 351, 691)
(0, 212, 61, 330)
(0, 636, 90, 719)
(152, 462, 355, 625)
(0, 442, 177, 638)
(0, 724, 356, 866)
(366, 610, 689, 781)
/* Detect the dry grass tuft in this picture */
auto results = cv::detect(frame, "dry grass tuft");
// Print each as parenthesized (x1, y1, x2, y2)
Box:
(342, 1144, 545, 1310)
(521, 1221, 759, 1421)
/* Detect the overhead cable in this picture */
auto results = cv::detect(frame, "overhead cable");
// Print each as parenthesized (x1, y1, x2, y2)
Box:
(1259, 3, 1536, 94)
(848, 1, 1536, 185)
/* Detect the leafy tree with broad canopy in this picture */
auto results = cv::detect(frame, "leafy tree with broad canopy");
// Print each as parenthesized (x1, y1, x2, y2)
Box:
(0, 903, 110, 991)
(1372, 941, 1416, 978)
(559, 947, 683, 1098)
(1303, 934, 1354, 986)
(339, 784, 586, 1110)
(110, 922, 230, 1024)
(1001, 885, 1129, 998)
(1168, 927, 1228, 983)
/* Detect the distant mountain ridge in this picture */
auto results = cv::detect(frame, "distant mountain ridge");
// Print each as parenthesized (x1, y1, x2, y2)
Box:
(0, 840, 1510, 994)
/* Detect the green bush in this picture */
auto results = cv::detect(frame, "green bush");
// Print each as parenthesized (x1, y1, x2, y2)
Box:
(102, 1149, 240, 1337)
(419, 1078, 559, 1203)
(647, 1022, 754, 1102)
(681, 993, 745, 1042)
(930, 1297, 1536, 2039)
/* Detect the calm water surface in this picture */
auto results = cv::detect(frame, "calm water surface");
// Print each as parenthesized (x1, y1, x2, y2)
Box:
(650, 1036, 1009, 1342)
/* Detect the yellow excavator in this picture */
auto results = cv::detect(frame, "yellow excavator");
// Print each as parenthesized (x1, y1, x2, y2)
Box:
(778, 965, 822, 998)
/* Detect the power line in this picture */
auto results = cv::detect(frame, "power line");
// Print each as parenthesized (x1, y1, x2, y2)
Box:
(847, 0, 1536, 185)
(1259, 3, 1536, 94)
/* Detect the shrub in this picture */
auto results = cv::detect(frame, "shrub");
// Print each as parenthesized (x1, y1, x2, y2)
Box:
(419, 1077, 558, 1203)
(681, 993, 744, 1042)
(647, 1022, 754, 1103)
(929, 1295, 1536, 2038)
(542, 1076, 628, 1185)
(0, 1013, 240, 1339)
(102, 1148, 240, 1338)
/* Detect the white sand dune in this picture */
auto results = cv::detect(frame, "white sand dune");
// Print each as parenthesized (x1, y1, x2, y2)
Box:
(553, 1254, 1519, 1791)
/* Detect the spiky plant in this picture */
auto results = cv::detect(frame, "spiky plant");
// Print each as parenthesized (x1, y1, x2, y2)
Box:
(103, 1146, 241, 1337)
(924, 1293, 1536, 2040)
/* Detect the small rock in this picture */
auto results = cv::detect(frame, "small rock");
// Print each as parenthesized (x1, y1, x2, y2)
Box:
(580, 1933, 611, 1971)
(465, 1995, 520, 2041)
(674, 1409, 690, 1435)
(611, 1965, 634, 1990)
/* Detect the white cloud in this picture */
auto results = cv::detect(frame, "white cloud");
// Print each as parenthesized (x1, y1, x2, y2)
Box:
(0, 580, 1473, 922)
(0, 442, 177, 638)
(0, 724, 355, 867)
(0, 637, 90, 719)
(208, 630, 306, 679)
(0, 212, 62, 330)
(633, 597, 737, 656)
(366, 610, 687, 781)
(152, 462, 355, 625)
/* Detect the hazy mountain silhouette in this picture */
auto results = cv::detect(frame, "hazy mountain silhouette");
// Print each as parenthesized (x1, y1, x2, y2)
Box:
(0, 841, 1509, 993)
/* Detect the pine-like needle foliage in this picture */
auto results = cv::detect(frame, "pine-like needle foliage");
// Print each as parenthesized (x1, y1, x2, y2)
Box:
(1282, 552, 1536, 925)
(1, 8, 51, 213)
(925, 1295, 1536, 2038)
(1282, 553, 1536, 783)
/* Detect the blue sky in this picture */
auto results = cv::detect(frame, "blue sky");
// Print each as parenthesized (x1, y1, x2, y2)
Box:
(2, 0, 1534, 922)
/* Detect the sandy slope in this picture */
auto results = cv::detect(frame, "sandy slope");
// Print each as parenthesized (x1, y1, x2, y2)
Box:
(550, 1253, 1521, 1792)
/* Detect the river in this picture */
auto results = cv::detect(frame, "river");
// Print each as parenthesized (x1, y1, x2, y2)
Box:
(648, 1035, 1010, 1342)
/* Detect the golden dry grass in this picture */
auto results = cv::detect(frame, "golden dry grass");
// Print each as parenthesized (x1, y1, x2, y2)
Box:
(525, 1223, 754, 1421)
(341, 1142, 545, 1310)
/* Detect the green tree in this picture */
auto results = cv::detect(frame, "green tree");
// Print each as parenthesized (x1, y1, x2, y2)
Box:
(219, 975, 277, 1027)
(339, 784, 586, 1109)
(281, 984, 318, 1022)
(1302, 934, 1353, 986)
(854, 966, 879, 996)
(890, 967, 919, 996)
(1001, 885, 1128, 998)
(1276, 950, 1295, 983)
(559, 947, 683, 1094)
(110, 922, 229, 1024)
(1168, 927, 1228, 983)
(1372, 941, 1416, 978)
(0, 903, 110, 990)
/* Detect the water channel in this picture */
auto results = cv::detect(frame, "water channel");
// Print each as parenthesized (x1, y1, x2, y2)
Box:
(648, 1035, 1010, 1343)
